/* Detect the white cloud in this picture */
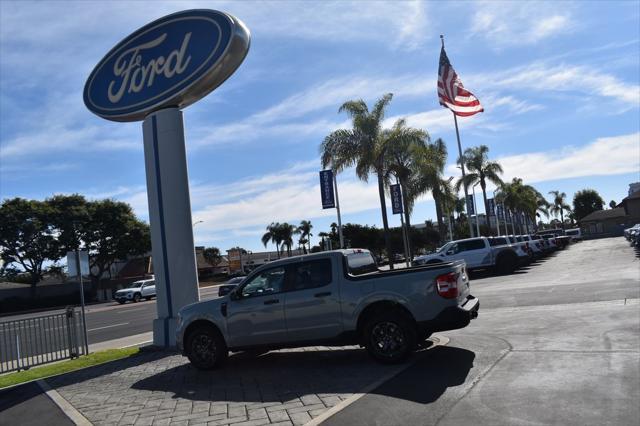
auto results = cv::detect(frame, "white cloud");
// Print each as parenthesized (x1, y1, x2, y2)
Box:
(446, 132, 640, 184)
(471, 2, 574, 47)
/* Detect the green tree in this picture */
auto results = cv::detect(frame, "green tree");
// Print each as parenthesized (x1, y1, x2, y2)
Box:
(203, 247, 222, 266)
(497, 178, 547, 234)
(76, 199, 150, 283)
(548, 190, 571, 230)
(382, 119, 429, 252)
(609, 200, 617, 209)
(261, 222, 282, 258)
(573, 189, 604, 220)
(0, 198, 60, 294)
(296, 220, 313, 253)
(278, 223, 296, 256)
(455, 145, 504, 235)
(321, 93, 396, 266)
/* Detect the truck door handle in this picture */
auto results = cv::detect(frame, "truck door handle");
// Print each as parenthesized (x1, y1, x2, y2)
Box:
(314, 292, 331, 298)
(264, 299, 279, 305)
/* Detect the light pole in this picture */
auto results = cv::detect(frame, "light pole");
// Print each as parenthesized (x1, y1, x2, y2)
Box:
(192, 220, 204, 227)
(71, 222, 89, 356)
(472, 182, 481, 237)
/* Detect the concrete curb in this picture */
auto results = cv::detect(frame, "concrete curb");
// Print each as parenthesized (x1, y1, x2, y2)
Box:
(304, 334, 450, 426)
(37, 379, 92, 426)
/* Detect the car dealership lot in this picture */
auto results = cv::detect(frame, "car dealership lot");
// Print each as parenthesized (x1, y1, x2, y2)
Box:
(4, 237, 639, 426)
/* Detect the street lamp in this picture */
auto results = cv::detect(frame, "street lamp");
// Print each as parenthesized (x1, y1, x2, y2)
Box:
(192, 220, 204, 227)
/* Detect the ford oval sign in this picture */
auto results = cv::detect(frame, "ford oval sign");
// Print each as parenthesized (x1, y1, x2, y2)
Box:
(84, 9, 250, 122)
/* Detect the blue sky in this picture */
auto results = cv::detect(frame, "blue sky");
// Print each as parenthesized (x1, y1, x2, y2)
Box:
(1, 1, 639, 253)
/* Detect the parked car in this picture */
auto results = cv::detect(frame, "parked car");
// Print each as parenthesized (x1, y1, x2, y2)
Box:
(176, 249, 479, 369)
(217, 276, 246, 297)
(518, 235, 545, 258)
(114, 278, 155, 304)
(413, 237, 526, 273)
(564, 228, 582, 241)
(624, 224, 640, 240)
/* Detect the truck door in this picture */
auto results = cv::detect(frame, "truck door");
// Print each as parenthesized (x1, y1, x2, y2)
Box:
(455, 239, 489, 268)
(283, 258, 342, 342)
(226, 266, 287, 347)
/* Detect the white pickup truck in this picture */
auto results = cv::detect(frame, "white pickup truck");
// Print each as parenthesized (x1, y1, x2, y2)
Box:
(176, 249, 479, 369)
(413, 237, 529, 274)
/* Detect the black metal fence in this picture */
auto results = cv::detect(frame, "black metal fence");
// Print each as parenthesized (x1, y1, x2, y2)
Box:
(0, 307, 86, 374)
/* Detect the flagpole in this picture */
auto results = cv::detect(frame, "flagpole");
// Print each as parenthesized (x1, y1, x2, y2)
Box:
(453, 112, 474, 237)
(441, 35, 474, 238)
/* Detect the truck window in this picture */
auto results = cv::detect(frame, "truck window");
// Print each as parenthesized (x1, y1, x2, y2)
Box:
(241, 267, 285, 297)
(291, 259, 332, 290)
(458, 239, 486, 252)
(489, 237, 508, 246)
(346, 252, 378, 275)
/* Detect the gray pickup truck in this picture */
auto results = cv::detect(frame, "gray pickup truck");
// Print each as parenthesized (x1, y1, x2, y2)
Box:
(176, 249, 479, 369)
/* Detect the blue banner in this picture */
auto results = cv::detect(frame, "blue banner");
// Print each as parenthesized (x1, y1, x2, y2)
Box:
(487, 198, 496, 216)
(390, 184, 403, 214)
(466, 194, 475, 215)
(496, 203, 504, 220)
(319, 170, 335, 209)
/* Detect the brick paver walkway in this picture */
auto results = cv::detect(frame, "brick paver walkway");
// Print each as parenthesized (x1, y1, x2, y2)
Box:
(45, 345, 411, 426)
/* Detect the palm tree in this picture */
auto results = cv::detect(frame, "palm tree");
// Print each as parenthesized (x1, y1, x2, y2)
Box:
(411, 138, 448, 241)
(455, 145, 504, 235)
(296, 220, 313, 253)
(382, 119, 429, 231)
(261, 222, 282, 258)
(318, 231, 329, 251)
(549, 190, 571, 230)
(278, 223, 296, 256)
(298, 237, 308, 254)
(321, 93, 396, 267)
(497, 178, 547, 234)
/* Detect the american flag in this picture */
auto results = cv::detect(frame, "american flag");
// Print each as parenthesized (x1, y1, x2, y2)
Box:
(438, 46, 484, 117)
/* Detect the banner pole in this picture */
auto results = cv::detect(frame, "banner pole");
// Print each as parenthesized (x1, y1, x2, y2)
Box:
(333, 171, 344, 249)
(453, 112, 474, 237)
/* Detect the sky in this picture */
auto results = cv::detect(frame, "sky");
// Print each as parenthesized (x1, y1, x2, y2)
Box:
(1, 0, 639, 254)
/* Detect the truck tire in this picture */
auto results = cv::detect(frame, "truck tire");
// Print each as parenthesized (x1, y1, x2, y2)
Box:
(496, 253, 517, 275)
(186, 324, 228, 370)
(364, 311, 416, 364)
(133, 293, 141, 303)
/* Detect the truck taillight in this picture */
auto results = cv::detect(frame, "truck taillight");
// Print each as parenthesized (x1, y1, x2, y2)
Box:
(436, 272, 459, 299)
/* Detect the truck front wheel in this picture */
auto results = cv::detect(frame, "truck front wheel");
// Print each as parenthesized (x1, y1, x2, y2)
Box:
(186, 324, 228, 370)
(364, 311, 416, 364)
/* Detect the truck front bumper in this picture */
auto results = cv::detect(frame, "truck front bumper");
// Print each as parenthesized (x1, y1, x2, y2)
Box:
(419, 295, 479, 334)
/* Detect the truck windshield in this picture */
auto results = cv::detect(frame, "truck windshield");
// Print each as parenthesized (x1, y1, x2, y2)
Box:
(345, 252, 378, 275)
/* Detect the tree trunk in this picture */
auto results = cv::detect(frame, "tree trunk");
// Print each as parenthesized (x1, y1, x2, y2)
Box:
(400, 179, 413, 259)
(560, 208, 565, 230)
(480, 178, 491, 236)
(377, 172, 394, 270)
(434, 197, 445, 243)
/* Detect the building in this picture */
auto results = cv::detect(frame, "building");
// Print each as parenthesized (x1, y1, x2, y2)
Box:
(620, 190, 640, 220)
(580, 208, 629, 238)
(628, 182, 640, 196)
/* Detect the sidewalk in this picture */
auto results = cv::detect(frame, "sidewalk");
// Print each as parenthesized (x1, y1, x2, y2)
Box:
(37, 337, 445, 426)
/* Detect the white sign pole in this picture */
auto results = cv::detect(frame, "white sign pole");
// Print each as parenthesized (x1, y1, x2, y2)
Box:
(142, 107, 200, 347)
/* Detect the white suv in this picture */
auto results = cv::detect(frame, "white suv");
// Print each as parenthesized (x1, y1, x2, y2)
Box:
(114, 278, 156, 304)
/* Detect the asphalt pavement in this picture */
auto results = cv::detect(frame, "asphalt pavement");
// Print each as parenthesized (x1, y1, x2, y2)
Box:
(323, 237, 640, 425)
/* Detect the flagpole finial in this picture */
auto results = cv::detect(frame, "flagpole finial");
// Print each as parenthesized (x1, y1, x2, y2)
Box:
(440, 34, 444, 48)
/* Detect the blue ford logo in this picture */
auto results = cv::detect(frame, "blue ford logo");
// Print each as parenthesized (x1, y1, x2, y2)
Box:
(84, 9, 250, 122)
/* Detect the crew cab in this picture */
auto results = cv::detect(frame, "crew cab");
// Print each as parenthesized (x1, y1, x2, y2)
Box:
(176, 249, 479, 369)
(413, 237, 525, 274)
(114, 278, 156, 304)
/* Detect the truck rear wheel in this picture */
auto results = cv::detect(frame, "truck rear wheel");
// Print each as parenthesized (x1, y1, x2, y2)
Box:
(364, 311, 416, 364)
(496, 254, 517, 275)
(186, 324, 228, 370)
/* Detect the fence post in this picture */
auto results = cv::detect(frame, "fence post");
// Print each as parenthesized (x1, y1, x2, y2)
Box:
(65, 307, 77, 358)
(15, 334, 22, 371)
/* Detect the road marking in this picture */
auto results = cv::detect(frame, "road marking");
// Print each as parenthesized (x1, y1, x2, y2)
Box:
(304, 335, 450, 426)
(116, 308, 146, 314)
(37, 380, 92, 426)
(87, 322, 129, 332)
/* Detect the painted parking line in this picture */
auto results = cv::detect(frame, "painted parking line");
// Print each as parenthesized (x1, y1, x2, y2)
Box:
(87, 322, 129, 332)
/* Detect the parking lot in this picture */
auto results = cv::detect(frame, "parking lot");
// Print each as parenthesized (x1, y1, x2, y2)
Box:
(2, 237, 638, 426)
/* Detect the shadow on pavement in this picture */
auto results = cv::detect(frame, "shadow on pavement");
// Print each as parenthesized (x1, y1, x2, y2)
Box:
(369, 345, 475, 404)
(130, 344, 475, 405)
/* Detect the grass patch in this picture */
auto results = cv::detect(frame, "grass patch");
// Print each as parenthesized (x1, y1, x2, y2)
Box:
(0, 347, 140, 389)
